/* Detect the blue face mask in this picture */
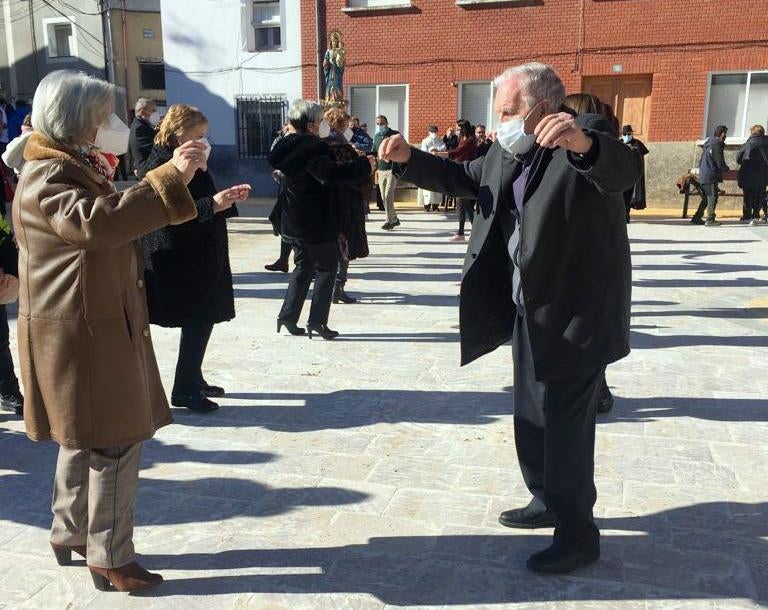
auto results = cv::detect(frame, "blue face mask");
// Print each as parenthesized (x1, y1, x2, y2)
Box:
(622, 134, 633, 144)
(377, 125, 388, 135)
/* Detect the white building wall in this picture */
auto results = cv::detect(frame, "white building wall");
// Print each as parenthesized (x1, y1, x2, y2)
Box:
(161, 0, 302, 148)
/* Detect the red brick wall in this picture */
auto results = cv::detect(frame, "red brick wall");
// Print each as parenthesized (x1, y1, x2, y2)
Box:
(301, 0, 768, 143)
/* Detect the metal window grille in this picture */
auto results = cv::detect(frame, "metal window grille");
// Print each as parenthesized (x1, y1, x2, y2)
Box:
(236, 95, 288, 159)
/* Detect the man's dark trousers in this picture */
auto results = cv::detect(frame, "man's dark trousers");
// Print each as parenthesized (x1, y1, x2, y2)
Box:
(512, 313, 603, 551)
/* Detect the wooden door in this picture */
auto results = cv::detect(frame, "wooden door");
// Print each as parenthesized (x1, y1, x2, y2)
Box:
(582, 75, 653, 141)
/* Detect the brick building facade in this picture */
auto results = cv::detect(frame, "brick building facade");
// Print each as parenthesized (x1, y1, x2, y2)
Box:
(300, 0, 768, 205)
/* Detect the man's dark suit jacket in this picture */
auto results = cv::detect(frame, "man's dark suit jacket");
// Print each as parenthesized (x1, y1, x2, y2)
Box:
(129, 117, 155, 174)
(398, 114, 640, 381)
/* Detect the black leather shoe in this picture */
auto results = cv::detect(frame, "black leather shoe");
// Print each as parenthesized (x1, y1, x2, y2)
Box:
(499, 501, 555, 529)
(171, 393, 219, 413)
(0, 390, 24, 416)
(200, 381, 225, 398)
(690, 216, 705, 225)
(306, 323, 339, 340)
(381, 222, 394, 231)
(277, 318, 306, 336)
(265, 260, 289, 273)
(391, 218, 401, 227)
(526, 541, 600, 574)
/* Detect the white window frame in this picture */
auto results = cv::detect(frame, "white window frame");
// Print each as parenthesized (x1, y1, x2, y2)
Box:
(343, 0, 413, 12)
(348, 83, 409, 140)
(458, 80, 498, 130)
(703, 69, 768, 144)
(42, 16, 78, 63)
(247, 0, 285, 53)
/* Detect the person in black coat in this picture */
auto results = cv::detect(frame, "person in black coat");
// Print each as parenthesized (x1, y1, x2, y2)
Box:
(323, 107, 371, 304)
(139, 104, 251, 412)
(737, 124, 768, 224)
(129, 98, 159, 175)
(621, 124, 649, 222)
(0, 214, 21, 416)
(379, 63, 639, 574)
(268, 100, 373, 340)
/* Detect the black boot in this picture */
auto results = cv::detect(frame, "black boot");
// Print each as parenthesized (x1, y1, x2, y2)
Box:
(333, 283, 357, 304)
(171, 392, 219, 413)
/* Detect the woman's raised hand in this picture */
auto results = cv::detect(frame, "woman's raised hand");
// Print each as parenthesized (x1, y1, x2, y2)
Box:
(171, 141, 208, 183)
(213, 184, 252, 213)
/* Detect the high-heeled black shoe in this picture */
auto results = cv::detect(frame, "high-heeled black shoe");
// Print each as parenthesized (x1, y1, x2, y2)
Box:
(51, 543, 87, 566)
(306, 323, 339, 340)
(277, 318, 306, 335)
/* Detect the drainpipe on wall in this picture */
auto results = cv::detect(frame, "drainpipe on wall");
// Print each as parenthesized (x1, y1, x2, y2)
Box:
(315, 0, 323, 101)
(119, 0, 130, 112)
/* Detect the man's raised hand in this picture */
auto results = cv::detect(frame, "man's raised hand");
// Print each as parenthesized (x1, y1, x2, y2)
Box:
(378, 134, 412, 164)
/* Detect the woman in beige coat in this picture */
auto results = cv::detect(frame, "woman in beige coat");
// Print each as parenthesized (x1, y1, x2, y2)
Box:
(14, 70, 207, 592)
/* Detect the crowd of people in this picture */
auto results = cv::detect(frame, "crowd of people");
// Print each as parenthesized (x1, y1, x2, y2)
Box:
(0, 59, 766, 595)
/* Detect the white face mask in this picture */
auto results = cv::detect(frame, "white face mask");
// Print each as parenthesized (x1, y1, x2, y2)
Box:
(344, 127, 354, 142)
(318, 120, 331, 139)
(496, 102, 544, 157)
(197, 137, 211, 160)
(148, 111, 161, 127)
(94, 113, 130, 156)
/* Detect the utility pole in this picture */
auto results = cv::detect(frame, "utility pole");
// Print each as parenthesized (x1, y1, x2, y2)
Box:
(100, 0, 116, 83)
(28, 0, 41, 83)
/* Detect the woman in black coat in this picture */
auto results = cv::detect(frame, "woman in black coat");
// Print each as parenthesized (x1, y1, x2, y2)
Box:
(737, 124, 768, 224)
(139, 104, 250, 412)
(268, 100, 372, 340)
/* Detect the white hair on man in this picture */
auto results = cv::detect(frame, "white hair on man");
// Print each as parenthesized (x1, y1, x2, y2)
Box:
(32, 70, 115, 145)
(287, 99, 324, 133)
(494, 62, 566, 113)
(135, 97, 156, 115)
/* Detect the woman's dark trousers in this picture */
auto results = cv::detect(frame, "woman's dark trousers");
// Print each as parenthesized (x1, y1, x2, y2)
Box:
(278, 239, 291, 266)
(279, 240, 339, 326)
(457, 198, 475, 235)
(172, 322, 214, 396)
(744, 187, 767, 220)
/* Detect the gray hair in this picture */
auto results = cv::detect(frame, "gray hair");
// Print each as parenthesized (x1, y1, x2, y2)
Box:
(494, 62, 565, 112)
(287, 99, 324, 133)
(32, 70, 115, 145)
(134, 97, 156, 114)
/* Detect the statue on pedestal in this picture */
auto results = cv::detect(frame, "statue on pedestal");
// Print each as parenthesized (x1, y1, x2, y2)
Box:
(323, 30, 346, 106)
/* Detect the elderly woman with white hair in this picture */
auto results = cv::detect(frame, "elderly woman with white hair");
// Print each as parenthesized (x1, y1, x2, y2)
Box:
(268, 100, 374, 340)
(14, 70, 207, 592)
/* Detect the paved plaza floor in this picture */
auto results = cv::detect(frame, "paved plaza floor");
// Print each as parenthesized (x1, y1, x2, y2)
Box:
(1, 206, 766, 609)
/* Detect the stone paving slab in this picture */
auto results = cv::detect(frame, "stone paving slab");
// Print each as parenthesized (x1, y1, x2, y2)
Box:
(1, 207, 767, 608)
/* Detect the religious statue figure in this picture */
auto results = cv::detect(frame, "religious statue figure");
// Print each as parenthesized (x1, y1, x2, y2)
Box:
(323, 30, 345, 103)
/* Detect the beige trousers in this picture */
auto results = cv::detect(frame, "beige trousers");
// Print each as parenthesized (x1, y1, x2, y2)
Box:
(378, 169, 399, 223)
(50, 443, 142, 569)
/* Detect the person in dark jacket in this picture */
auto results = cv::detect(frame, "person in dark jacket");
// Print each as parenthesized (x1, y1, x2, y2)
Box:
(0, 213, 21, 416)
(129, 97, 159, 175)
(692, 125, 729, 226)
(436, 119, 478, 241)
(268, 100, 373, 340)
(323, 107, 371, 304)
(379, 63, 639, 574)
(139, 104, 251, 412)
(621, 124, 649, 222)
(265, 124, 293, 273)
(737, 124, 768, 225)
(7, 99, 28, 141)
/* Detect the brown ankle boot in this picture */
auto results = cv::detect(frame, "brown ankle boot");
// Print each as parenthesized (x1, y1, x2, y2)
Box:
(51, 543, 87, 566)
(88, 561, 163, 592)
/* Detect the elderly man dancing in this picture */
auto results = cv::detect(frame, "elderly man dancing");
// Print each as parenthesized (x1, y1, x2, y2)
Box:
(380, 63, 638, 573)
